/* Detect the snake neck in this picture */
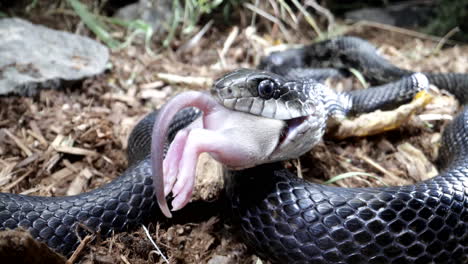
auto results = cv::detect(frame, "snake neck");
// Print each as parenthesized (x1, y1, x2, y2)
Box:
(437, 108, 468, 170)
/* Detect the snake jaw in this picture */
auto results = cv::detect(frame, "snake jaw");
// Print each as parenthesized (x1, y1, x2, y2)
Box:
(271, 114, 324, 161)
(278, 116, 308, 145)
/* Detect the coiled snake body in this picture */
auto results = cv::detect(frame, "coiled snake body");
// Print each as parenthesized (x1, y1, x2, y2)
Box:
(1, 36, 468, 263)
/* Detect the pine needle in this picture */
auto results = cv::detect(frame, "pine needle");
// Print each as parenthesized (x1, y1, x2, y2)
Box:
(324, 172, 388, 186)
(142, 225, 169, 264)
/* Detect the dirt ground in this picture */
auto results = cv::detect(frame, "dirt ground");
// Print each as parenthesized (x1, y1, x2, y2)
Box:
(1, 4, 468, 264)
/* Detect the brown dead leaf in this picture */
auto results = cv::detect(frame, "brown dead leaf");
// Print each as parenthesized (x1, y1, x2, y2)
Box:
(394, 143, 438, 182)
(331, 91, 433, 139)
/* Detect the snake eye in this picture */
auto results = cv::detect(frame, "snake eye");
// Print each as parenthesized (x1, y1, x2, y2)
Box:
(258, 79, 276, 99)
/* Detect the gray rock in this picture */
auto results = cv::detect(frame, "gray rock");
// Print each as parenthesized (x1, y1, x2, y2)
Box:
(0, 18, 109, 95)
(114, 0, 172, 35)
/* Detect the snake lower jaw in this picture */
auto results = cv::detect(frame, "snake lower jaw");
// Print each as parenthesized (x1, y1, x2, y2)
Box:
(270, 113, 326, 162)
(276, 116, 309, 149)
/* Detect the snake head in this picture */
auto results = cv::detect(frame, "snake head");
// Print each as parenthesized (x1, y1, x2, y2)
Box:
(212, 68, 321, 120)
(152, 70, 329, 217)
(212, 68, 329, 161)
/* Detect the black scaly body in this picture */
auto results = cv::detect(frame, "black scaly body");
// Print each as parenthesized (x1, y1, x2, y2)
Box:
(0, 36, 467, 264)
(0, 158, 156, 254)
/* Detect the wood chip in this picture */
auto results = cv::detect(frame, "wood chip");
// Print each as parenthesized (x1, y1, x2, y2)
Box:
(139, 80, 164, 90)
(20, 186, 42, 195)
(51, 134, 65, 148)
(0, 161, 16, 186)
(1, 169, 34, 192)
(156, 73, 213, 87)
(29, 120, 48, 146)
(120, 255, 131, 264)
(54, 146, 98, 156)
(50, 161, 84, 181)
(66, 168, 93, 196)
(49, 167, 74, 182)
(62, 160, 81, 173)
(3, 129, 33, 156)
(66, 235, 93, 264)
(44, 153, 62, 173)
(139, 86, 172, 100)
(13, 152, 40, 169)
(101, 93, 138, 106)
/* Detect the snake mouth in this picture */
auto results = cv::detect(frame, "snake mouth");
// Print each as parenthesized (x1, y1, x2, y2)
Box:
(278, 115, 311, 147)
(270, 112, 325, 162)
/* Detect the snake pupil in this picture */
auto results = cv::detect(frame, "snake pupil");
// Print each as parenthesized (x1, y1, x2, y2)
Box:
(258, 79, 276, 99)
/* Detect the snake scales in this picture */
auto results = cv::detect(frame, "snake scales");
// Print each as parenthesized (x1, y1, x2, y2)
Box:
(0, 36, 467, 264)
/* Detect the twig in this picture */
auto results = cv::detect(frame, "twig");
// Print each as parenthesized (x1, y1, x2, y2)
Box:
(20, 186, 42, 195)
(66, 235, 93, 264)
(357, 152, 397, 178)
(293, 159, 303, 179)
(3, 129, 32, 156)
(1, 169, 33, 192)
(220, 26, 239, 59)
(142, 224, 169, 264)
(53, 146, 98, 156)
(324, 172, 379, 186)
(178, 20, 214, 53)
(120, 255, 131, 264)
(217, 26, 239, 69)
(108, 230, 115, 254)
(0, 162, 16, 186)
(433, 27, 460, 53)
(156, 73, 213, 87)
(29, 121, 48, 146)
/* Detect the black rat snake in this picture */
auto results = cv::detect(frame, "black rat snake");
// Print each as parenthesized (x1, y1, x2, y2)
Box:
(0, 36, 467, 264)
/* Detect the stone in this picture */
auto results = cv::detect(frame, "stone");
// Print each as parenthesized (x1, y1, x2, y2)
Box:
(114, 0, 172, 35)
(0, 18, 109, 95)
